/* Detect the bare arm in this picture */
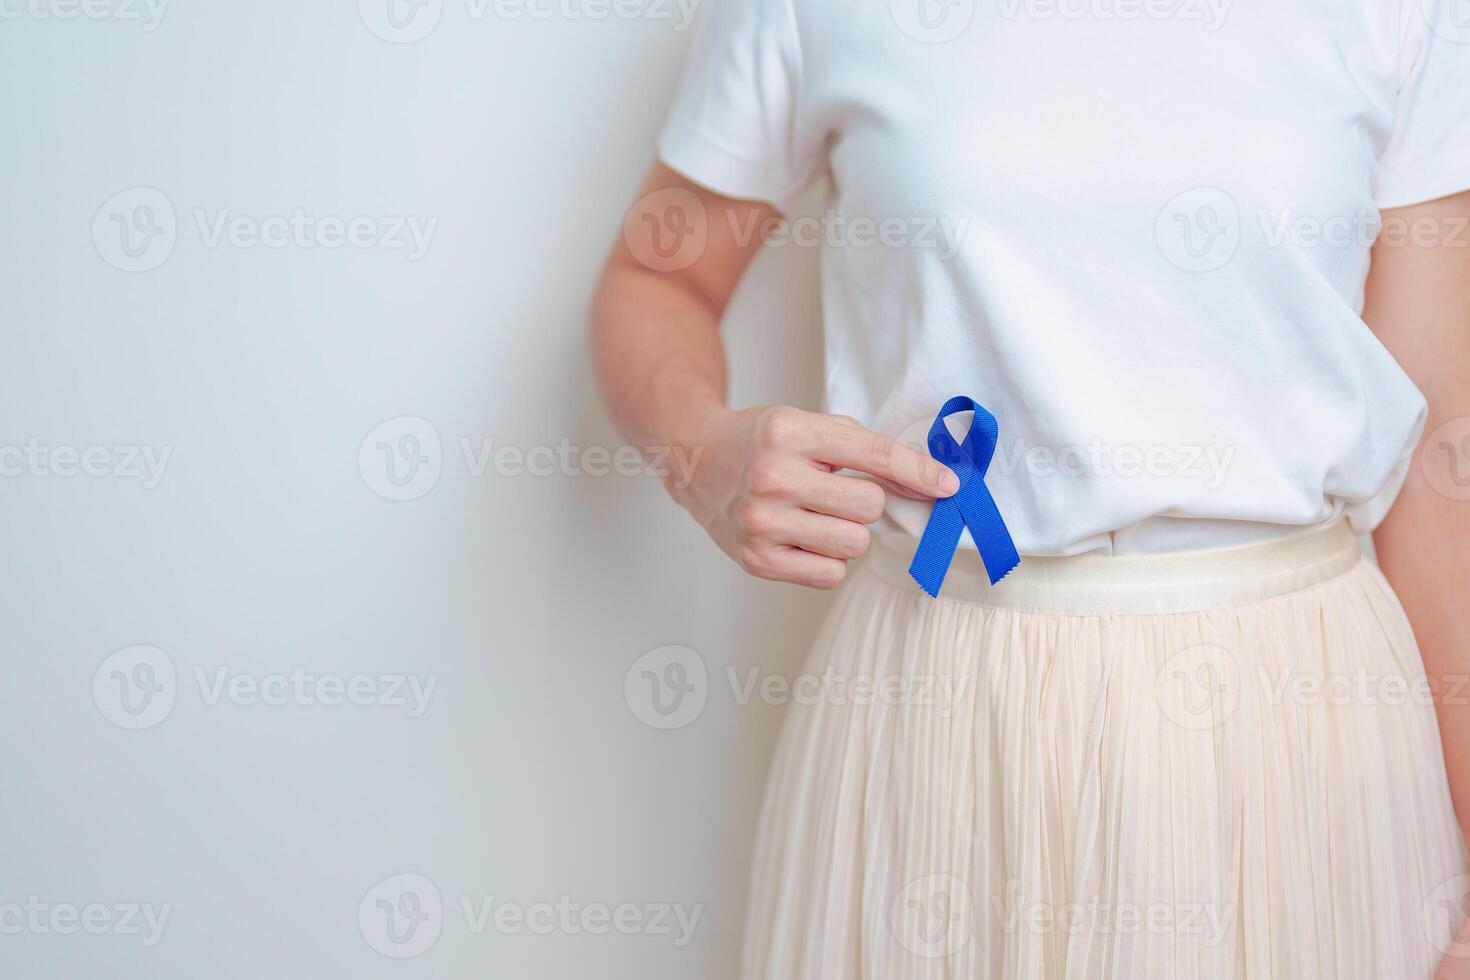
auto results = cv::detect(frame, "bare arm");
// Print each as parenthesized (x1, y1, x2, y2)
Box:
(1363, 190, 1470, 977)
(590, 164, 957, 589)
(590, 164, 756, 458)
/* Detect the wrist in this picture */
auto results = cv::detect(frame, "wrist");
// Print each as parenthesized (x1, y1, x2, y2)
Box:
(661, 389, 726, 461)
(657, 389, 726, 503)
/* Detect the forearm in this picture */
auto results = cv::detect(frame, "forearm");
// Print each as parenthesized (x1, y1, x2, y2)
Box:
(589, 261, 729, 458)
(1367, 191, 1470, 858)
(1376, 448, 1470, 853)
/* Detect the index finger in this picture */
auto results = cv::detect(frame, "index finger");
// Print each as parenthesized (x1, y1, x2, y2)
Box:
(813, 421, 959, 498)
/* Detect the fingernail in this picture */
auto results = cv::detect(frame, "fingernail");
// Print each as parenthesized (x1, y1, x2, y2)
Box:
(941, 469, 960, 495)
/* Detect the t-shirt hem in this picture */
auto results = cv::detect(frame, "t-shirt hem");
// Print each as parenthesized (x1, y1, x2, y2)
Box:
(1374, 144, 1470, 209)
(656, 118, 807, 214)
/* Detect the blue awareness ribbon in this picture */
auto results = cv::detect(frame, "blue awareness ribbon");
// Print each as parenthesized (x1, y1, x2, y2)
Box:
(908, 396, 1021, 597)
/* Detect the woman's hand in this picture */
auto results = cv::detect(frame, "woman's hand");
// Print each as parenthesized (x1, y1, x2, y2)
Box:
(591, 165, 956, 589)
(669, 405, 958, 589)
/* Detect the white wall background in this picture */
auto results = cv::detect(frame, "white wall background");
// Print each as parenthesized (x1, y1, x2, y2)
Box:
(0, 2, 829, 977)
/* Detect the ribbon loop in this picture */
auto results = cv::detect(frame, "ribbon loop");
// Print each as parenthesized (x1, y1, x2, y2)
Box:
(908, 396, 1020, 597)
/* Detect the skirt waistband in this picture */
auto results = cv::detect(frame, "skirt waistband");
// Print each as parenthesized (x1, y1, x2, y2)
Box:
(867, 520, 1362, 616)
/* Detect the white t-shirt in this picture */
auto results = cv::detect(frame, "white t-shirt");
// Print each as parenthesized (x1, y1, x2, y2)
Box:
(657, 0, 1470, 556)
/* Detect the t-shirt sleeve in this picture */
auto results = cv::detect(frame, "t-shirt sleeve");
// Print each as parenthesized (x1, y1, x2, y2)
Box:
(1374, 0, 1470, 209)
(656, 0, 824, 213)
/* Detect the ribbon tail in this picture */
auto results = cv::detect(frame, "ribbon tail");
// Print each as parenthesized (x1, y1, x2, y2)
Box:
(958, 486, 1020, 586)
(908, 496, 965, 598)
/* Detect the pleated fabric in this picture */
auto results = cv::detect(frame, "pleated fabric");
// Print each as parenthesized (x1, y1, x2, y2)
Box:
(741, 522, 1466, 980)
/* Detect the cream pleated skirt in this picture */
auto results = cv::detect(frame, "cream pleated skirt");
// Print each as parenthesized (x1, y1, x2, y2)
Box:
(741, 521, 1466, 980)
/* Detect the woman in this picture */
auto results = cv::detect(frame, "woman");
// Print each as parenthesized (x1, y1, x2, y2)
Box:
(591, 1, 1470, 976)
